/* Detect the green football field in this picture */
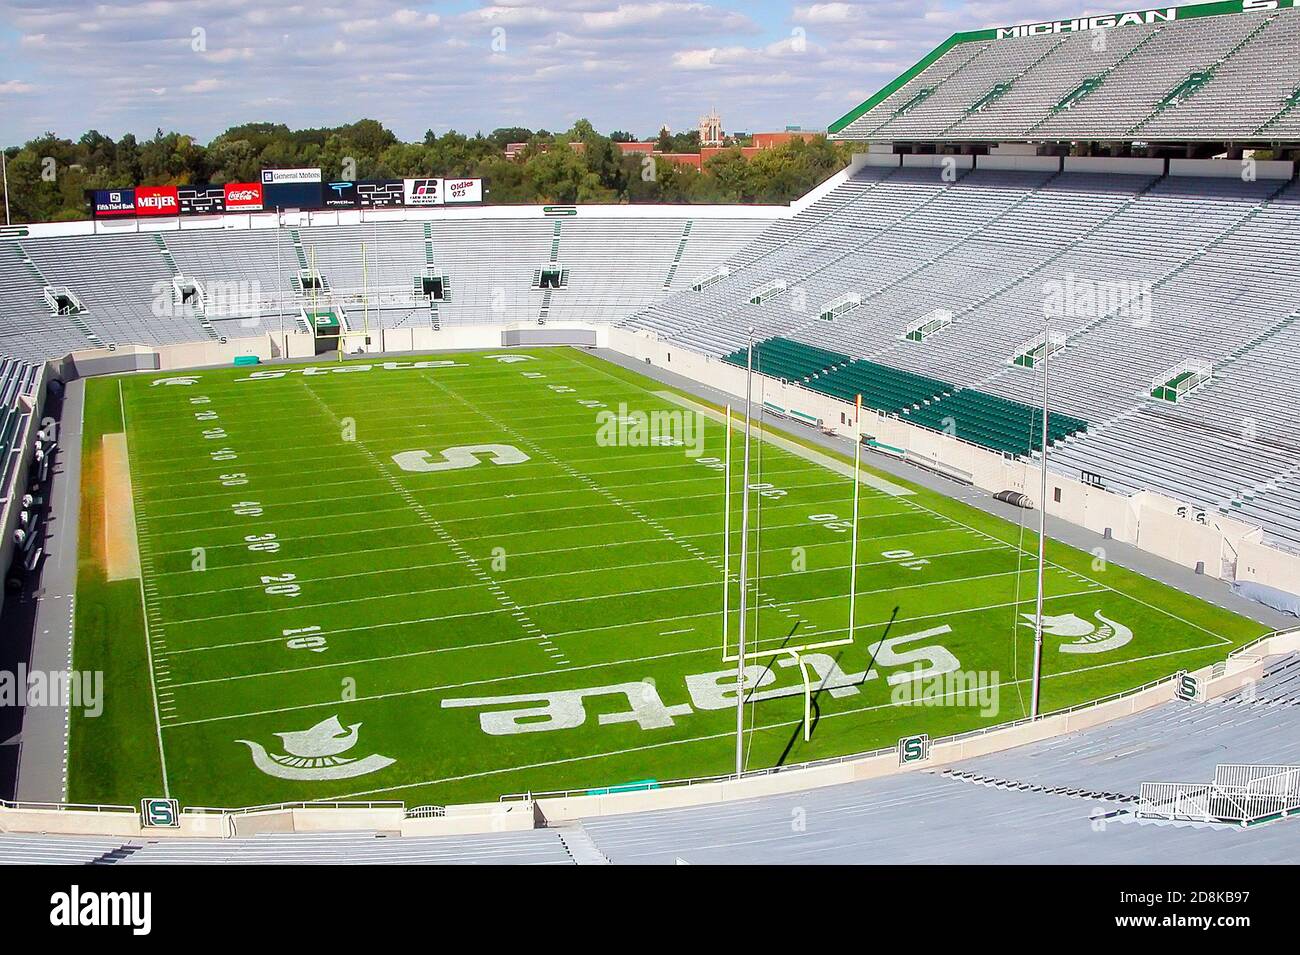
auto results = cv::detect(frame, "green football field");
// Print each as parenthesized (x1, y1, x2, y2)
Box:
(69, 347, 1269, 809)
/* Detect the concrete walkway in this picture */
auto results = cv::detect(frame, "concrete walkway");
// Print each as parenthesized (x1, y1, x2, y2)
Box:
(14, 379, 84, 802)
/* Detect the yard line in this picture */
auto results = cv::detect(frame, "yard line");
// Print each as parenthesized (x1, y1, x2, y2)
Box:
(163, 561, 1055, 643)
(158, 587, 1119, 726)
(157, 542, 1013, 601)
(142, 474, 850, 523)
(151, 518, 970, 576)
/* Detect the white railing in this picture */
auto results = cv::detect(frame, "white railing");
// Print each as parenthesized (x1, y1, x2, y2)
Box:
(1214, 764, 1300, 797)
(1136, 764, 1300, 826)
(0, 798, 134, 813)
(182, 800, 404, 817)
(405, 805, 447, 820)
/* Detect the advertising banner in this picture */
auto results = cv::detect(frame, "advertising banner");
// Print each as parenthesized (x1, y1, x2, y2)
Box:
(322, 180, 359, 209)
(178, 185, 226, 216)
(223, 182, 264, 211)
(261, 167, 322, 185)
(134, 185, 180, 217)
(91, 189, 136, 218)
(357, 179, 404, 208)
(403, 178, 443, 206)
(443, 178, 483, 204)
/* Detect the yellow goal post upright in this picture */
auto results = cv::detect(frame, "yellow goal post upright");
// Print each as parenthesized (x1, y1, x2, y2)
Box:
(336, 240, 374, 360)
(720, 332, 864, 768)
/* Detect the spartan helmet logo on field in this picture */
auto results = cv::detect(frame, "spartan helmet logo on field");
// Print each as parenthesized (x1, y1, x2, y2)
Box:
(1020, 610, 1134, 654)
(238, 715, 395, 781)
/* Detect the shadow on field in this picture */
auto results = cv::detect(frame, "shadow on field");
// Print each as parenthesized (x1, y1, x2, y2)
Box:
(771, 605, 901, 767)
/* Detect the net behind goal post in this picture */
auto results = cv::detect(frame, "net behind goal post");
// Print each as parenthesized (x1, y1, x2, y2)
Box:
(337, 328, 374, 356)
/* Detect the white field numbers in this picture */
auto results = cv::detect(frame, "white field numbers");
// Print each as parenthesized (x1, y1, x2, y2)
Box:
(181, 390, 326, 657)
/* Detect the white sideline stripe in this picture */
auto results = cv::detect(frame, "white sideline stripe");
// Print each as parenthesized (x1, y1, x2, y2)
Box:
(138, 349, 1239, 756)
(118, 380, 172, 797)
(653, 388, 915, 496)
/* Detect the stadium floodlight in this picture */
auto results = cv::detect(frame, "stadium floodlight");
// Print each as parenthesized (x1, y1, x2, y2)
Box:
(1, 148, 9, 226)
(1030, 319, 1051, 719)
(735, 328, 754, 778)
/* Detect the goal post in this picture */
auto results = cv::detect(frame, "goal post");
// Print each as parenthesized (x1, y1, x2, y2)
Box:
(719, 382, 866, 753)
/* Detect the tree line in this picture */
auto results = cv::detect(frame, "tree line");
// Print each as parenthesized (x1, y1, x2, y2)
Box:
(2, 118, 854, 223)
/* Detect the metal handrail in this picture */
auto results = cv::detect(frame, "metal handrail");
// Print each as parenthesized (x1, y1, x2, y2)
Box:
(182, 800, 404, 816)
(0, 798, 135, 813)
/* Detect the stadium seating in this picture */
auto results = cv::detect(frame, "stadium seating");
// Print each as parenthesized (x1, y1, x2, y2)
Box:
(0, 216, 769, 360)
(720, 337, 850, 382)
(832, 6, 1300, 142)
(0, 355, 40, 494)
(902, 388, 1088, 456)
(624, 165, 1300, 547)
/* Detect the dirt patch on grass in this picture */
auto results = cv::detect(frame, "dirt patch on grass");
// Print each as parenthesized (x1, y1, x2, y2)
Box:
(82, 441, 107, 577)
(102, 432, 140, 581)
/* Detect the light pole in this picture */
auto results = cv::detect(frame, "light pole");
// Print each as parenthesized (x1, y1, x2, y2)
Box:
(2, 148, 11, 226)
(1029, 321, 1051, 719)
(735, 326, 755, 777)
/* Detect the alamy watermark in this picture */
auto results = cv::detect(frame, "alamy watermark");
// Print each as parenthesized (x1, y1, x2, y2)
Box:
(891, 668, 1000, 717)
(0, 666, 103, 717)
(1042, 271, 1152, 326)
(596, 403, 705, 457)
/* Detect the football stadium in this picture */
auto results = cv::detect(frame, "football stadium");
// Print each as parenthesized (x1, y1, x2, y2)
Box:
(0, 0, 1299, 871)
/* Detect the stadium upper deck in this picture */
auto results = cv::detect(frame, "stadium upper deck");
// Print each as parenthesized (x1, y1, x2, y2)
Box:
(829, 0, 1300, 145)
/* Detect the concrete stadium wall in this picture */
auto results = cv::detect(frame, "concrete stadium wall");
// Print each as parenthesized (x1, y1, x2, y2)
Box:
(69, 345, 159, 378)
(902, 154, 975, 170)
(1168, 158, 1295, 180)
(975, 155, 1063, 173)
(1063, 157, 1167, 176)
(503, 327, 599, 347)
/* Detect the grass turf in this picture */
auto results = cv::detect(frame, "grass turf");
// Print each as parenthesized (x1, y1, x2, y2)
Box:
(68, 347, 1270, 808)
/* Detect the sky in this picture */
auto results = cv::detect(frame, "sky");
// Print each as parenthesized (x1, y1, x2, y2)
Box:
(0, 0, 1110, 145)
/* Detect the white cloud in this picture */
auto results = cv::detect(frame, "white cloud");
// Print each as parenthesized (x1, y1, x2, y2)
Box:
(0, 0, 1100, 144)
